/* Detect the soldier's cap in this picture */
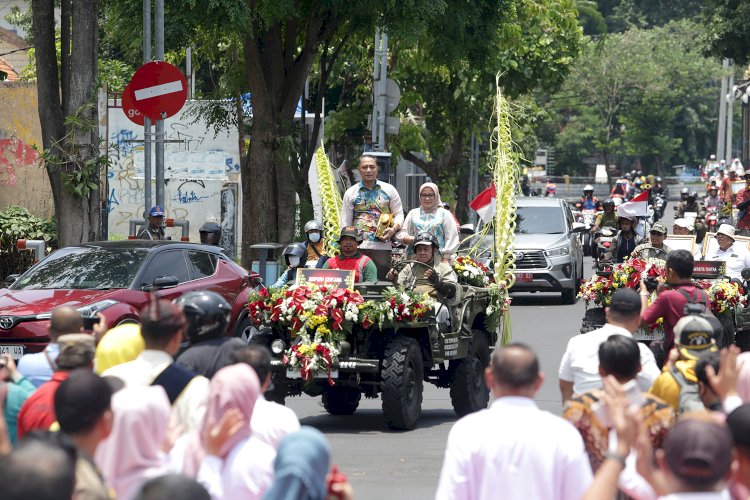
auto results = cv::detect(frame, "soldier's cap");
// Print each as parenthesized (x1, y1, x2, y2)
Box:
(56, 333, 96, 369)
(674, 316, 718, 360)
(338, 226, 361, 242)
(650, 223, 667, 234)
(149, 206, 165, 217)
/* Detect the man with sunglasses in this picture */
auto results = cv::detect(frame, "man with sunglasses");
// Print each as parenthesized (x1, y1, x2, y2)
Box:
(631, 222, 672, 262)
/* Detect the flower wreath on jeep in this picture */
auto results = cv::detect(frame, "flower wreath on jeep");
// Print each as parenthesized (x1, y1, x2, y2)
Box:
(358, 287, 435, 330)
(453, 256, 491, 287)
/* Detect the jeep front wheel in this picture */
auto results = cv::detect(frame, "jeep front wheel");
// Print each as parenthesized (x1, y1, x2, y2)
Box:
(381, 336, 424, 431)
(322, 386, 361, 415)
(449, 330, 490, 417)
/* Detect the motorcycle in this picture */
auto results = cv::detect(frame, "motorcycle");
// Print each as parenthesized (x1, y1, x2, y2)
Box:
(592, 226, 617, 270)
(653, 194, 666, 221)
(575, 205, 600, 256)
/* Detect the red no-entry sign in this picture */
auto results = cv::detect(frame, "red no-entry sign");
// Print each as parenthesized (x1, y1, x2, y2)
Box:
(122, 82, 145, 126)
(128, 61, 188, 121)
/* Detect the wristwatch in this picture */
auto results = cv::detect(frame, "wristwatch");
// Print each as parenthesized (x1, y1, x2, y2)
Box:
(605, 451, 628, 468)
(640, 291, 650, 297)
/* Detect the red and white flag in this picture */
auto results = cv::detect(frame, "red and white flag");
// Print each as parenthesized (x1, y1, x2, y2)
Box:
(470, 183, 496, 223)
(617, 189, 650, 218)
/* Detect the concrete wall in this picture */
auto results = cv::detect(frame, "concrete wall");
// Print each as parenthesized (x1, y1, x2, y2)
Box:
(0, 82, 54, 217)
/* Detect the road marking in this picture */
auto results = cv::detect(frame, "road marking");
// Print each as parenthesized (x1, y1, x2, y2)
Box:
(134, 81, 183, 101)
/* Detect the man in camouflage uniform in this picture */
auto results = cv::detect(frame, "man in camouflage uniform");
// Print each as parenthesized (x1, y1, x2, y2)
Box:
(631, 222, 671, 263)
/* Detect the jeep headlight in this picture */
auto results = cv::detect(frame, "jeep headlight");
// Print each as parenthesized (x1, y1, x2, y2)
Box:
(545, 246, 570, 257)
(76, 299, 118, 318)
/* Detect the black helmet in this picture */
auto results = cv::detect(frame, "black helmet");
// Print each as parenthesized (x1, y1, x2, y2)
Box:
(283, 242, 307, 267)
(174, 291, 231, 341)
(687, 191, 697, 201)
(655, 176, 662, 183)
(413, 233, 438, 249)
(602, 198, 615, 207)
(199, 222, 222, 245)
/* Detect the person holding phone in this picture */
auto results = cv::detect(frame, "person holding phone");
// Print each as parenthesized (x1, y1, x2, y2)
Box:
(0, 353, 36, 446)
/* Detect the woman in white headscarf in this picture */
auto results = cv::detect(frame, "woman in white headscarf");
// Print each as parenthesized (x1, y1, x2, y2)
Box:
(397, 182, 460, 261)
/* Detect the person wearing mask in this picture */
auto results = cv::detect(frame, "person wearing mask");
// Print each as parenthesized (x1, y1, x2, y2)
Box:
(604, 216, 643, 263)
(630, 222, 672, 263)
(271, 243, 307, 289)
(175, 291, 245, 379)
(704, 224, 750, 280)
(138, 206, 167, 240)
(302, 220, 328, 268)
(198, 222, 222, 246)
(322, 227, 378, 283)
(579, 185, 600, 210)
(397, 183, 460, 262)
(733, 171, 750, 234)
(341, 155, 404, 279)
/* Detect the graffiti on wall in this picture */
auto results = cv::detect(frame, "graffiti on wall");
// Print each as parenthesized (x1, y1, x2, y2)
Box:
(107, 101, 241, 244)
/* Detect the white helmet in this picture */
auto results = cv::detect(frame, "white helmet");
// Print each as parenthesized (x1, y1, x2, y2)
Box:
(584, 184, 594, 192)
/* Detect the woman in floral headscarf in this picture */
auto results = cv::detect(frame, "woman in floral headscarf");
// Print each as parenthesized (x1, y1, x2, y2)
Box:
(397, 182, 460, 261)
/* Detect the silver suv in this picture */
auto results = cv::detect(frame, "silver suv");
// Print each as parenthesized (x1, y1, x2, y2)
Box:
(511, 198, 585, 303)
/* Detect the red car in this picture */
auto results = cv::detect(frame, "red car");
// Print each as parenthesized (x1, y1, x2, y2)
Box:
(0, 240, 260, 358)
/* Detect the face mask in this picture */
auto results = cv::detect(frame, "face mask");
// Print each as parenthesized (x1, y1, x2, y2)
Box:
(308, 233, 321, 243)
(288, 256, 301, 267)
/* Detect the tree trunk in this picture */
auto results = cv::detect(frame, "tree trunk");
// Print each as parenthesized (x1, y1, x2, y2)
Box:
(455, 162, 469, 222)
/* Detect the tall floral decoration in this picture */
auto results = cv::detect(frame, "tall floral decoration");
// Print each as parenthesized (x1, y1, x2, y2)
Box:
(315, 145, 342, 256)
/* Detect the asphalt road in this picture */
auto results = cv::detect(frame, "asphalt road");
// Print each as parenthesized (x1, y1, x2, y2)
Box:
(286, 206, 677, 499)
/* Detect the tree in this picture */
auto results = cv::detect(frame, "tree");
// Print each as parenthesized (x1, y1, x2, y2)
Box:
(32, 0, 101, 246)
(702, 0, 750, 63)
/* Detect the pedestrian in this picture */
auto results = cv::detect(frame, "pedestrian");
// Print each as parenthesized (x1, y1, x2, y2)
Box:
(341, 154, 404, 279)
(322, 226, 378, 283)
(263, 426, 354, 500)
(94, 323, 145, 375)
(102, 299, 209, 433)
(17, 333, 96, 440)
(436, 343, 592, 500)
(198, 222, 222, 245)
(174, 291, 245, 379)
(559, 288, 660, 401)
(640, 250, 708, 356)
(231, 344, 300, 449)
(95, 386, 172, 500)
(180, 364, 275, 499)
(302, 220, 329, 268)
(0, 353, 35, 446)
(54, 369, 114, 500)
(138, 206, 167, 240)
(0, 431, 78, 500)
(694, 352, 724, 414)
(649, 315, 719, 413)
(703, 224, 750, 280)
(17, 305, 84, 387)
(134, 474, 210, 500)
(726, 404, 750, 499)
(563, 335, 673, 473)
(397, 182, 460, 262)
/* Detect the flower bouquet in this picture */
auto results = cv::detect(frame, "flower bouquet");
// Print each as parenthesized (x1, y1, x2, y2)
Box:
(579, 258, 666, 307)
(359, 287, 435, 330)
(453, 256, 491, 287)
(485, 281, 511, 334)
(695, 279, 746, 314)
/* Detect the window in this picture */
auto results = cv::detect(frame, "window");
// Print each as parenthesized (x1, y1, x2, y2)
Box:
(188, 251, 217, 279)
(140, 250, 191, 285)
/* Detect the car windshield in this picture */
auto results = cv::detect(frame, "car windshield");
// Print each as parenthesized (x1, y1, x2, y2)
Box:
(515, 206, 566, 234)
(11, 247, 150, 290)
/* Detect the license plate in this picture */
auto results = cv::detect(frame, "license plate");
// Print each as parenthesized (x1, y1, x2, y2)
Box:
(0, 345, 24, 359)
(633, 329, 664, 341)
(515, 273, 533, 282)
(287, 368, 339, 379)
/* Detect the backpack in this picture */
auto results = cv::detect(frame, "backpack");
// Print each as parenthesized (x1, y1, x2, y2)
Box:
(670, 365, 705, 415)
(676, 288, 725, 345)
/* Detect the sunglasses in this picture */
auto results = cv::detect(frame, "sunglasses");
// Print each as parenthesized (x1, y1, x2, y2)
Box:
(650, 231, 665, 236)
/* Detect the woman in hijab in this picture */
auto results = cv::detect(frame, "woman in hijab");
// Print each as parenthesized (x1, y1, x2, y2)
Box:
(180, 363, 275, 499)
(95, 323, 145, 375)
(95, 385, 172, 500)
(397, 182, 460, 261)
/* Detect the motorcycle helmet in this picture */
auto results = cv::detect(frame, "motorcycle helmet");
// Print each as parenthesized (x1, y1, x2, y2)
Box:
(655, 177, 662, 183)
(602, 198, 615, 208)
(618, 215, 635, 224)
(413, 232, 439, 249)
(709, 186, 718, 193)
(687, 191, 698, 202)
(174, 291, 231, 342)
(283, 242, 307, 268)
(199, 222, 222, 245)
(304, 220, 323, 233)
(583, 184, 594, 196)
(634, 178, 643, 186)
(623, 173, 631, 180)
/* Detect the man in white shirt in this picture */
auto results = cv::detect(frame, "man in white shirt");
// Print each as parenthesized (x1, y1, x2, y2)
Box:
(436, 343, 592, 500)
(231, 344, 300, 448)
(102, 300, 208, 433)
(705, 223, 750, 280)
(559, 288, 660, 401)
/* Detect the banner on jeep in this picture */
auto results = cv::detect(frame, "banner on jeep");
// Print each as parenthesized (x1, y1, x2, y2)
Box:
(692, 261, 726, 279)
(295, 269, 355, 290)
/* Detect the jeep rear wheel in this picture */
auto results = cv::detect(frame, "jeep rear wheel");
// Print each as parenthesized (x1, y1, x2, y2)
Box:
(322, 386, 361, 415)
(381, 336, 423, 431)
(450, 330, 490, 417)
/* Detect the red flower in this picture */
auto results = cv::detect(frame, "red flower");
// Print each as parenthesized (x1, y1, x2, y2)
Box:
(331, 308, 344, 331)
(361, 316, 373, 329)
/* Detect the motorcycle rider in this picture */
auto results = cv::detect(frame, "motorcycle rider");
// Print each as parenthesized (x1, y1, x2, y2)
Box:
(302, 220, 329, 268)
(271, 242, 307, 289)
(627, 178, 644, 200)
(591, 199, 618, 233)
(704, 186, 721, 210)
(604, 215, 644, 263)
(679, 187, 689, 203)
(545, 178, 557, 197)
(578, 185, 600, 210)
(720, 166, 739, 203)
(521, 175, 531, 196)
(610, 179, 628, 199)
(631, 223, 672, 263)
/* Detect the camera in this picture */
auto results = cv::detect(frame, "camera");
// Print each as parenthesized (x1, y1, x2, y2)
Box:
(643, 276, 659, 292)
(82, 316, 101, 330)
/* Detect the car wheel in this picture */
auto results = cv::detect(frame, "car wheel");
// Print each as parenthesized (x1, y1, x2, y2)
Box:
(449, 330, 490, 417)
(234, 315, 261, 344)
(562, 285, 577, 305)
(381, 336, 424, 431)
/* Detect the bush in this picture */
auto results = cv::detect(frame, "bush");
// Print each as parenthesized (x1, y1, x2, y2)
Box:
(0, 206, 57, 280)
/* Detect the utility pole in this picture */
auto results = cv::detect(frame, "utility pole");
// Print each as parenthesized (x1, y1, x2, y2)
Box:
(717, 58, 729, 161)
(469, 133, 479, 226)
(372, 29, 388, 152)
(143, 0, 152, 215)
(154, 0, 165, 207)
(727, 68, 735, 162)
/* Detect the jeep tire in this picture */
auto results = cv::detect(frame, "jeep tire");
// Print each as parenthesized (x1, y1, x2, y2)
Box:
(449, 330, 490, 417)
(381, 336, 424, 431)
(322, 386, 361, 415)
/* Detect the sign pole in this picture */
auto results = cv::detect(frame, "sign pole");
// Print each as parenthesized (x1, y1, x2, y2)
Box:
(143, 0, 152, 216)
(155, 0, 165, 207)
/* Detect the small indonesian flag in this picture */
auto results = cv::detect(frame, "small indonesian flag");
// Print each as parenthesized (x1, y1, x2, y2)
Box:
(470, 184, 497, 223)
(617, 189, 650, 218)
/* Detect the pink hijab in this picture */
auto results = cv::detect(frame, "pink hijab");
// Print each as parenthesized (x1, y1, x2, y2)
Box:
(737, 352, 750, 403)
(95, 386, 171, 500)
(181, 363, 261, 476)
(419, 182, 443, 213)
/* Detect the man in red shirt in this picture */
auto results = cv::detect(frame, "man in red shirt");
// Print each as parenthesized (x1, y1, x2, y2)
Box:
(640, 250, 708, 360)
(17, 334, 95, 440)
(322, 226, 378, 283)
(735, 172, 750, 233)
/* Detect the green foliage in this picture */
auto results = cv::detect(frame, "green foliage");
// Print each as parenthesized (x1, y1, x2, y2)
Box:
(0, 206, 57, 279)
(702, 0, 750, 63)
(98, 59, 134, 92)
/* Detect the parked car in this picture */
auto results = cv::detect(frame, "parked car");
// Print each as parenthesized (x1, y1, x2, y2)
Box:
(0, 240, 259, 359)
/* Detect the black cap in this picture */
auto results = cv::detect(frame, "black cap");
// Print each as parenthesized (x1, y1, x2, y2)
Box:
(54, 368, 113, 434)
(199, 222, 221, 234)
(726, 404, 750, 447)
(608, 288, 641, 316)
(663, 418, 733, 484)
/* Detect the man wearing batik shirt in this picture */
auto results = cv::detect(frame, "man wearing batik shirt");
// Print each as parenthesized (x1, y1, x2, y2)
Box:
(341, 154, 404, 279)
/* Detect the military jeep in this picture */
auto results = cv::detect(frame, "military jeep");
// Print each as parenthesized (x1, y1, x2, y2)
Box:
(249, 281, 498, 431)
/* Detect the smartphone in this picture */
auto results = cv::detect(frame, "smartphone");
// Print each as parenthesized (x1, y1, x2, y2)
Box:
(82, 316, 101, 330)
